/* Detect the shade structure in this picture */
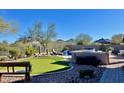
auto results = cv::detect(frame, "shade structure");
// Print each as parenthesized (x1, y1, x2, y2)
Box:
(94, 38, 111, 44)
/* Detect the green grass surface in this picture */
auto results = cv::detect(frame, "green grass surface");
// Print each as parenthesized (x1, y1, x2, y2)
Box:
(0, 56, 70, 75)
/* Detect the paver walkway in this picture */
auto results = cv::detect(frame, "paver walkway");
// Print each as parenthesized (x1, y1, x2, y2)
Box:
(99, 55, 124, 83)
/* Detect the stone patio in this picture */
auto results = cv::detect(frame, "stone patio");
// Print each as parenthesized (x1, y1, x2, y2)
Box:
(99, 55, 124, 83)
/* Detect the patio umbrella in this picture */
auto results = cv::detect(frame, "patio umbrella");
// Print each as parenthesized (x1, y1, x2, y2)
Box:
(94, 38, 111, 44)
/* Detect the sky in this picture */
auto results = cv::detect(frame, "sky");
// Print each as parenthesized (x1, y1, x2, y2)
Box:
(0, 9, 124, 43)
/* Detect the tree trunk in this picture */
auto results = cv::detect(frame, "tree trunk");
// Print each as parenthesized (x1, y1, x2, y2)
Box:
(39, 46, 42, 54)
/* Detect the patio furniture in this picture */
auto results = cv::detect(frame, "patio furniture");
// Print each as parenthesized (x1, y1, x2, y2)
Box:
(0, 61, 32, 82)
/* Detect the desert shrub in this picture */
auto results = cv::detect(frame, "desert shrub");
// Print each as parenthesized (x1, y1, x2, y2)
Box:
(76, 56, 101, 66)
(121, 53, 124, 56)
(106, 47, 114, 52)
(25, 46, 36, 57)
(79, 69, 95, 79)
(11, 42, 27, 58)
(0, 56, 9, 61)
(62, 46, 69, 52)
(9, 48, 21, 60)
(77, 41, 83, 45)
(99, 45, 106, 52)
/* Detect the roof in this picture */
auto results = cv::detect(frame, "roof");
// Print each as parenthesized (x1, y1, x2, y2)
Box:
(94, 38, 111, 44)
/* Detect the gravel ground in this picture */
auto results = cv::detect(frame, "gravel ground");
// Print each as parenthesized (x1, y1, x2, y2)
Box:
(0, 63, 105, 83)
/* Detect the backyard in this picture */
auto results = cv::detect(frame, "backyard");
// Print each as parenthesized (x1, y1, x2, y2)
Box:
(1, 10, 124, 83)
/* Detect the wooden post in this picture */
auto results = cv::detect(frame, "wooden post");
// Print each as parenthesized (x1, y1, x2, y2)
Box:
(0, 74, 2, 82)
(25, 67, 28, 81)
(12, 66, 15, 72)
(25, 67, 30, 82)
(7, 66, 9, 72)
(27, 73, 30, 81)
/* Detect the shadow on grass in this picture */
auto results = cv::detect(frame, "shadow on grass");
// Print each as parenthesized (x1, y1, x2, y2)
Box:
(51, 61, 70, 66)
(44, 61, 71, 73)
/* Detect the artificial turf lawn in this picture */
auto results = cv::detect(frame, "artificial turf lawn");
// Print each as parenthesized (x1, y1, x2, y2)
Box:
(18, 56, 70, 75)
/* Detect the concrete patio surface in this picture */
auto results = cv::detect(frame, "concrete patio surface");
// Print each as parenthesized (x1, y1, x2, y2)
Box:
(99, 55, 124, 83)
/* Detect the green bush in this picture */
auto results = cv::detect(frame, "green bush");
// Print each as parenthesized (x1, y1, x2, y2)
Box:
(99, 45, 106, 51)
(25, 46, 36, 57)
(121, 53, 124, 56)
(106, 47, 114, 52)
(62, 46, 69, 52)
(79, 69, 95, 79)
(77, 41, 83, 45)
(9, 48, 21, 60)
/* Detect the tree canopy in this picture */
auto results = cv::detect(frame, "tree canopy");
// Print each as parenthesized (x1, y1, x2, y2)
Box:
(0, 17, 18, 34)
(18, 22, 57, 54)
(75, 33, 92, 45)
(111, 34, 124, 44)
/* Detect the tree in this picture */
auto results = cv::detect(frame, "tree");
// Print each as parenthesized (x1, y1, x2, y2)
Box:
(75, 33, 92, 45)
(42, 23, 57, 51)
(0, 40, 10, 56)
(0, 17, 18, 57)
(0, 17, 18, 34)
(21, 22, 57, 55)
(0, 40, 9, 51)
(111, 34, 124, 44)
(17, 36, 31, 44)
(27, 22, 42, 43)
